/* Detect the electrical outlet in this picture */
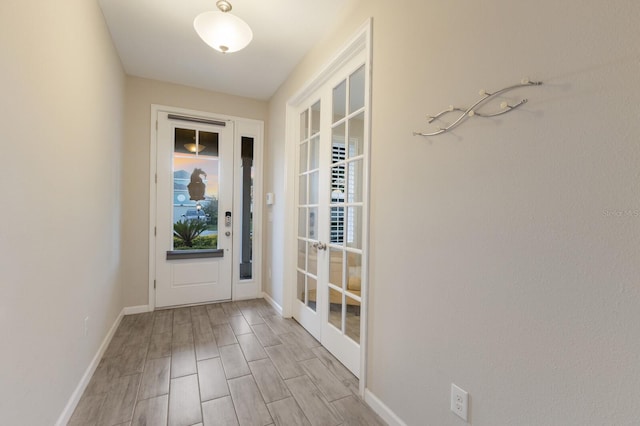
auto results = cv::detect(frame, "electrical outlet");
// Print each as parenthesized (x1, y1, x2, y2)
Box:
(83, 316, 89, 337)
(451, 383, 468, 421)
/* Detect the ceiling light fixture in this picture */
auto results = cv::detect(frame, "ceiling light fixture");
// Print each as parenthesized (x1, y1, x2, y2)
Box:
(194, 0, 253, 54)
(184, 143, 205, 153)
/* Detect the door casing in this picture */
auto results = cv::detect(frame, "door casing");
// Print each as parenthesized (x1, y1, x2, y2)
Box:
(149, 104, 264, 310)
(283, 19, 372, 394)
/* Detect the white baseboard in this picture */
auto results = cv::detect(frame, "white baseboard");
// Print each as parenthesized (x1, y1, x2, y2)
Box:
(262, 291, 283, 315)
(365, 389, 407, 426)
(123, 304, 151, 315)
(55, 309, 125, 426)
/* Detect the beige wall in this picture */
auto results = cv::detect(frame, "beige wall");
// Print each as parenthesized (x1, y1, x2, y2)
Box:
(267, 0, 640, 424)
(0, 0, 125, 423)
(122, 76, 268, 306)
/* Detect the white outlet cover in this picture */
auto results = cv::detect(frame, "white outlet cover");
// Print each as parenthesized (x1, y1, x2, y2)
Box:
(451, 383, 468, 421)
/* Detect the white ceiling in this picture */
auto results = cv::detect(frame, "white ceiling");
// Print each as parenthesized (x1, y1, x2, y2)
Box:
(98, 0, 356, 100)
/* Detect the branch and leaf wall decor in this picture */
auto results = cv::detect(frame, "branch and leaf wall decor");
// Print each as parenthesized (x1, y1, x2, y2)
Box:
(413, 78, 543, 137)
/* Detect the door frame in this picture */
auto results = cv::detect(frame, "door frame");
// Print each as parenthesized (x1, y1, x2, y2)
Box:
(149, 104, 264, 310)
(283, 19, 372, 394)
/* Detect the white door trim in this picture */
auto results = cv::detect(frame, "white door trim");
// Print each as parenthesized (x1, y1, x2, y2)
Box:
(283, 18, 373, 395)
(149, 104, 264, 310)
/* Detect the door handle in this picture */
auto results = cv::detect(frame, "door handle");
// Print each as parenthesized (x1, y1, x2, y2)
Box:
(312, 242, 327, 251)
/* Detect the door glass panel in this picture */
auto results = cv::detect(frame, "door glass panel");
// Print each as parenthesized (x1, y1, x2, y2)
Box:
(329, 248, 344, 288)
(298, 175, 307, 204)
(300, 110, 309, 141)
(297, 240, 306, 270)
(328, 287, 343, 331)
(347, 113, 365, 158)
(173, 128, 219, 250)
(345, 295, 361, 343)
(299, 142, 308, 173)
(332, 80, 346, 123)
(330, 206, 344, 244)
(308, 207, 318, 240)
(349, 65, 365, 113)
(308, 243, 318, 277)
(346, 160, 363, 203)
(346, 206, 362, 249)
(346, 252, 361, 294)
(309, 136, 320, 170)
(297, 272, 306, 303)
(239, 137, 253, 279)
(332, 123, 346, 163)
(311, 101, 321, 136)
(298, 207, 307, 238)
(307, 277, 317, 312)
(331, 164, 345, 204)
(308, 172, 319, 204)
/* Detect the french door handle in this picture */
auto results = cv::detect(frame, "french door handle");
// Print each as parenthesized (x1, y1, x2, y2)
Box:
(313, 242, 327, 251)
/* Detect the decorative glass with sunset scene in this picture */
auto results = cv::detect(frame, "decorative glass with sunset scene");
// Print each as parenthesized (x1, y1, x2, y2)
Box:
(172, 128, 220, 250)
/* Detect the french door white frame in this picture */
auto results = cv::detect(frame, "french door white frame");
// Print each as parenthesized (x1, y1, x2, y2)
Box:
(149, 104, 264, 310)
(283, 19, 372, 394)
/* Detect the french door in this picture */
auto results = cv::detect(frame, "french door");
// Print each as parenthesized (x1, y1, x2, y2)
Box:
(293, 52, 369, 377)
(155, 112, 234, 307)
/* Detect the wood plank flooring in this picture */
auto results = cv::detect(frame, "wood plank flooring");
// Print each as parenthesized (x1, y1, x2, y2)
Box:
(68, 299, 385, 426)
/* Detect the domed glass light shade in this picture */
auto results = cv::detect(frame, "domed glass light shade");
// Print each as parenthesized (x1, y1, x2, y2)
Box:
(194, 7, 253, 54)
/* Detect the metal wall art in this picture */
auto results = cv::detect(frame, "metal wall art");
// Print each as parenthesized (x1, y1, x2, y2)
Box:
(413, 78, 543, 137)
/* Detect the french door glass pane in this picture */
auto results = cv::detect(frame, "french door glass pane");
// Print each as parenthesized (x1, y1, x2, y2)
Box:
(348, 113, 365, 158)
(307, 277, 317, 311)
(328, 287, 343, 331)
(346, 252, 361, 295)
(329, 248, 344, 287)
(308, 207, 318, 240)
(300, 110, 309, 141)
(309, 136, 320, 170)
(297, 239, 306, 270)
(298, 207, 307, 238)
(346, 160, 363, 203)
(332, 123, 345, 163)
(172, 128, 219, 250)
(299, 142, 308, 173)
(308, 243, 318, 277)
(349, 65, 365, 113)
(308, 172, 319, 204)
(330, 206, 344, 244)
(346, 206, 362, 249)
(297, 272, 306, 303)
(345, 296, 361, 343)
(332, 80, 346, 123)
(331, 164, 345, 203)
(298, 175, 307, 204)
(311, 101, 321, 136)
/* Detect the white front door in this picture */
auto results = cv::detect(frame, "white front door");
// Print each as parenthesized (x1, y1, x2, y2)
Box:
(292, 49, 370, 377)
(155, 111, 234, 307)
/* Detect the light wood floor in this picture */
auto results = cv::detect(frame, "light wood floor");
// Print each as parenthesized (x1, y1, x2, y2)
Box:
(68, 298, 385, 426)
